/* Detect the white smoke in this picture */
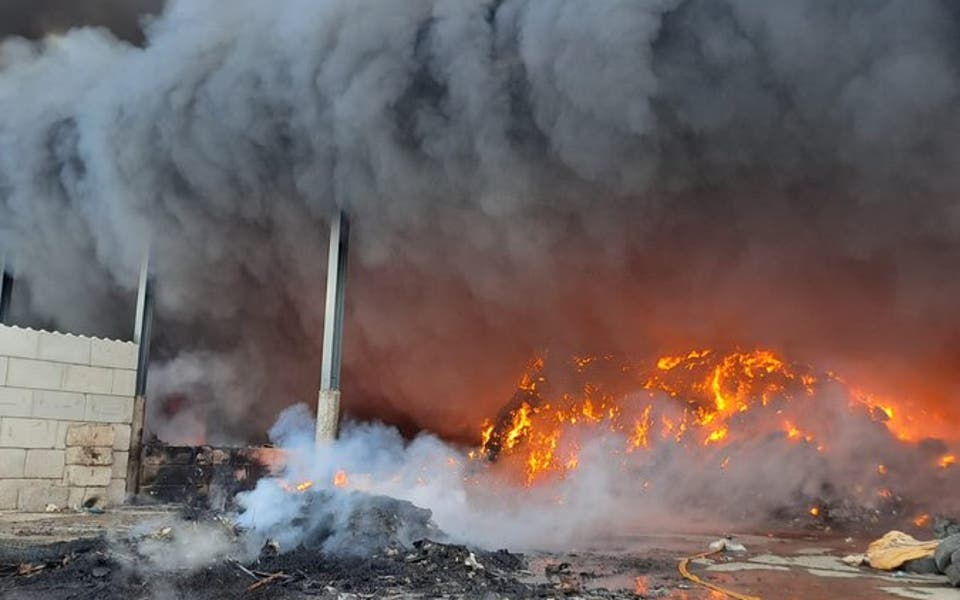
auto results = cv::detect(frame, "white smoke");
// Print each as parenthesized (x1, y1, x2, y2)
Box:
(235, 401, 957, 553)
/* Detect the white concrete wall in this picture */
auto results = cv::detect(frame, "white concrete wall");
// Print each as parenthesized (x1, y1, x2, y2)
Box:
(0, 325, 138, 511)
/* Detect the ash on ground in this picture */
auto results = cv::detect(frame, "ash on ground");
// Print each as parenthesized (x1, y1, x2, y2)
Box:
(0, 491, 652, 599)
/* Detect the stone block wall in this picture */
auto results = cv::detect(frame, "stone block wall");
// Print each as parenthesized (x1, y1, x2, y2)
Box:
(0, 325, 139, 511)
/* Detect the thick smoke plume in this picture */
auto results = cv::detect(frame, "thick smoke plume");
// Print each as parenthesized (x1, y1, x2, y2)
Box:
(1, 0, 960, 443)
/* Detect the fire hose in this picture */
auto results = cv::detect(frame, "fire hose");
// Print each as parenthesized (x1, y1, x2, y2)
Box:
(678, 549, 763, 600)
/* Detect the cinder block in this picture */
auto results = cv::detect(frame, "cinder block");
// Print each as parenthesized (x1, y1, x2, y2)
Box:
(0, 417, 59, 448)
(0, 356, 6, 386)
(84, 486, 108, 508)
(106, 479, 126, 506)
(0, 326, 39, 359)
(67, 486, 85, 509)
(0, 448, 25, 477)
(111, 451, 128, 478)
(0, 387, 32, 417)
(61, 365, 113, 394)
(0, 479, 19, 509)
(38, 332, 91, 365)
(66, 423, 114, 447)
(64, 465, 113, 487)
(32, 390, 85, 420)
(111, 369, 137, 397)
(18, 483, 69, 512)
(66, 446, 113, 466)
(112, 424, 132, 450)
(91, 339, 138, 370)
(64, 465, 112, 487)
(84, 395, 133, 423)
(54, 420, 69, 449)
(6, 358, 63, 391)
(24, 449, 65, 478)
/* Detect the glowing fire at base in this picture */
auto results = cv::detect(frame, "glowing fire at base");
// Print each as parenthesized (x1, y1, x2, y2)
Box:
(279, 479, 315, 494)
(334, 469, 350, 489)
(476, 348, 945, 486)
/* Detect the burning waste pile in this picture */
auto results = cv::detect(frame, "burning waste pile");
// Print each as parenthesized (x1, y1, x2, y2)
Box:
(241, 347, 960, 558)
(472, 348, 958, 531)
(3, 349, 960, 597)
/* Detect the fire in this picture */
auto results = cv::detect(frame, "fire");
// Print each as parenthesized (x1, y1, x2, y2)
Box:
(476, 348, 934, 487)
(634, 575, 649, 595)
(809, 506, 821, 517)
(629, 405, 652, 450)
(334, 469, 349, 488)
(279, 479, 315, 494)
(939, 454, 956, 469)
(704, 427, 728, 445)
(914, 513, 931, 528)
(784, 421, 815, 444)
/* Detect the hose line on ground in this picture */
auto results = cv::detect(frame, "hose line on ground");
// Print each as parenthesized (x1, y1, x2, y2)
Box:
(677, 549, 763, 600)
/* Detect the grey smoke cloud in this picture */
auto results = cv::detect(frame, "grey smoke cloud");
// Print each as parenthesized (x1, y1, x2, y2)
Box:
(1, 0, 959, 443)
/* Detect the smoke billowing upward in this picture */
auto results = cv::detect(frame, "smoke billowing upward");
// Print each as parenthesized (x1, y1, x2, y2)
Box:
(1, 0, 960, 443)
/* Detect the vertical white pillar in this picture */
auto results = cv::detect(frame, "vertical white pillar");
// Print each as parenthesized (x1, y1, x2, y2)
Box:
(316, 210, 350, 446)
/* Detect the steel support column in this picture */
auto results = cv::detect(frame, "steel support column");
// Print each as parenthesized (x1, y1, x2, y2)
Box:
(316, 210, 350, 445)
(127, 252, 154, 496)
(0, 252, 13, 324)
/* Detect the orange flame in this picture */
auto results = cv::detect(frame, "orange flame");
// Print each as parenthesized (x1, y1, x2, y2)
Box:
(477, 348, 937, 487)
(279, 479, 315, 494)
(635, 575, 649, 595)
(334, 469, 349, 488)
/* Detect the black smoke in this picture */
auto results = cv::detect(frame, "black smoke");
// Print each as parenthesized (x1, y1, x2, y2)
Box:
(1, 0, 959, 444)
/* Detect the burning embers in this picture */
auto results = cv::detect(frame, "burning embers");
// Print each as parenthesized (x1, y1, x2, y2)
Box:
(279, 469, 349, 494)
(475, 348, 955, 489)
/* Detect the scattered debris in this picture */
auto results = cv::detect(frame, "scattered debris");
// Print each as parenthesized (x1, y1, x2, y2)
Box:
(934, 517, 960, 539)
(708, 537, 747, 553)
(842, 554, 868, 567)
(854, 528, 960, 587)
(150, 526, 174, 540)
(934, 534, 960, 572)
(244, 570, 288, 592)
(866, 531, 939, 571)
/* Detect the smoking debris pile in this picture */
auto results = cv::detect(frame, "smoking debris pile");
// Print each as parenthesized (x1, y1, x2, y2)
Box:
(0, 493, 651, 600)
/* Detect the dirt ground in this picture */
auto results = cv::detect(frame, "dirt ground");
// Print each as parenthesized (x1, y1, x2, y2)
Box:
(0, 507, 957, 599)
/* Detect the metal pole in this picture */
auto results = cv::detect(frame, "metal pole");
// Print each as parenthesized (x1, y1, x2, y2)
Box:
(0, 252, 13, 324)
(127, 251, 154, 497)
(316, 210, 350, 445)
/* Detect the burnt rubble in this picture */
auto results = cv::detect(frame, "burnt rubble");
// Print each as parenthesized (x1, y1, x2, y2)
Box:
(4, 486, 959, 598)
(138, 441, 278, 508)
(244, 490, 443, 556)
(0, 491, 653, 599)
